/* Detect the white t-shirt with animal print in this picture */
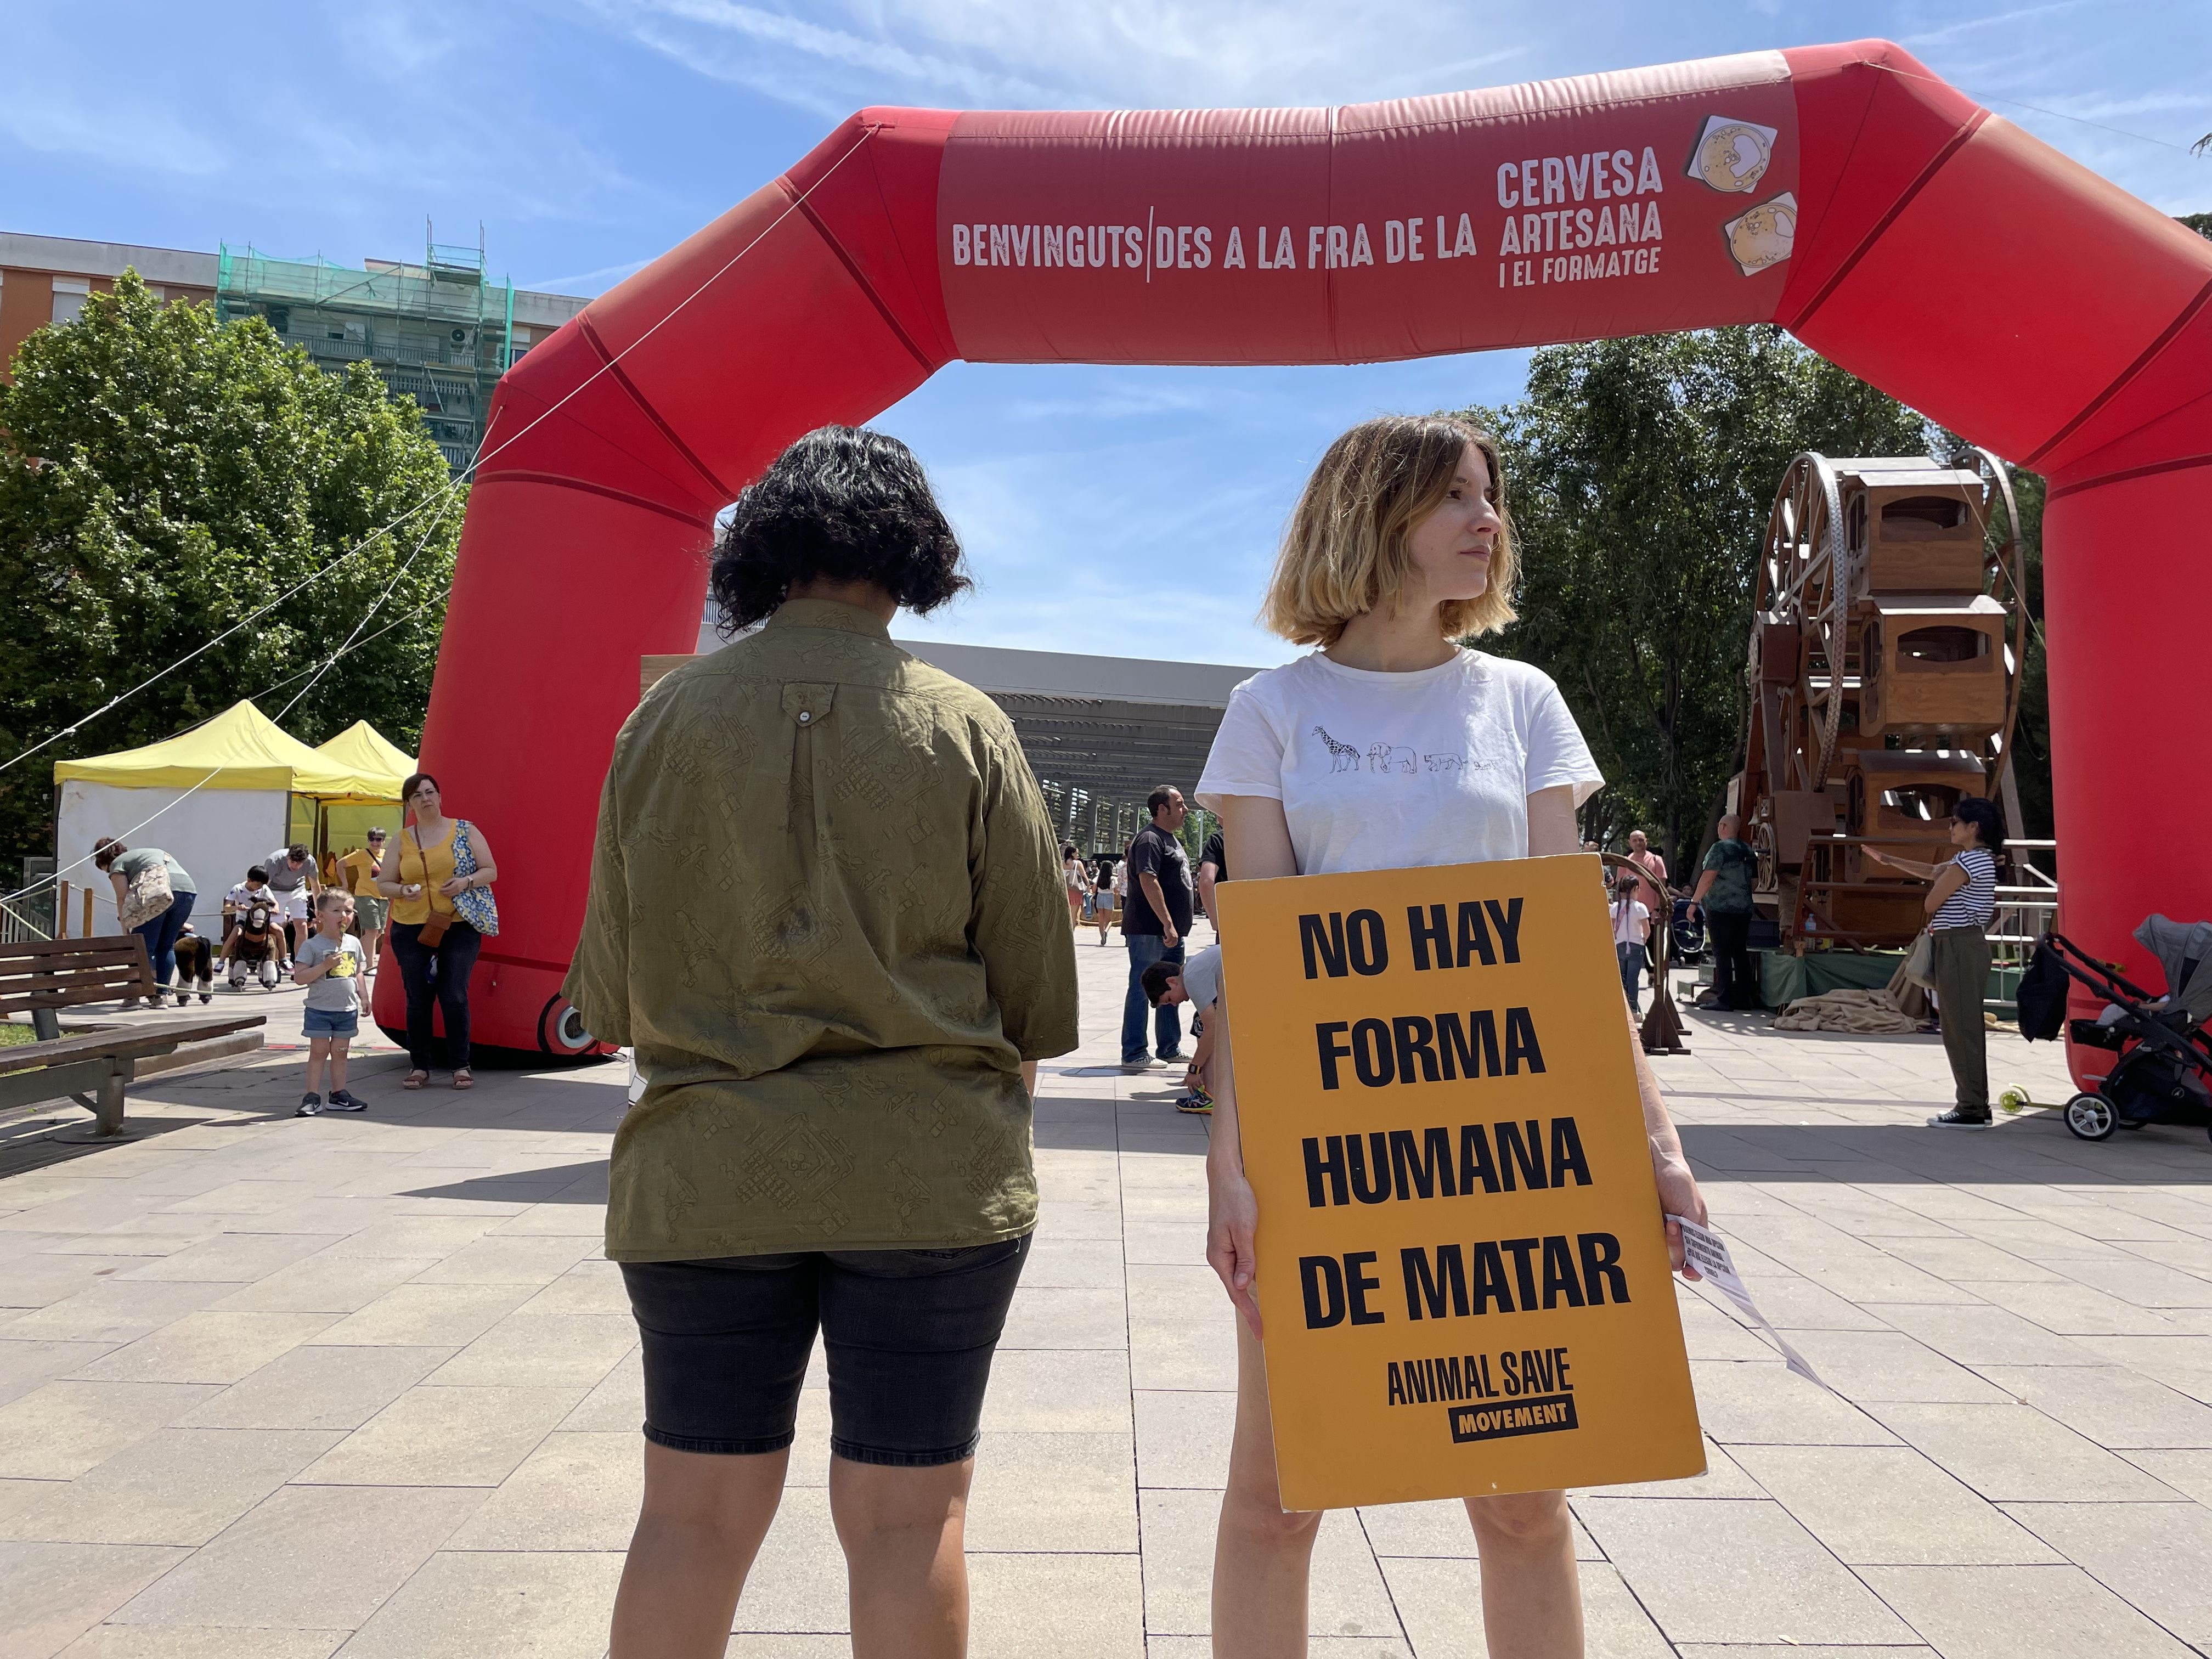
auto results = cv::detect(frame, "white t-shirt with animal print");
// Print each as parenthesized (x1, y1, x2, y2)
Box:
(1196, 649, 1602, 876)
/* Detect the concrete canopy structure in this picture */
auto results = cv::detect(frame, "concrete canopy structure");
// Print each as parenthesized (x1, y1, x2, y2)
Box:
(901, 640, 1265, 848)
(690, 610, 1264, 850)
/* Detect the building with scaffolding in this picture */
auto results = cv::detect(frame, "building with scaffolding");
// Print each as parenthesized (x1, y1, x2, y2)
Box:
(0, 229, 587, 475)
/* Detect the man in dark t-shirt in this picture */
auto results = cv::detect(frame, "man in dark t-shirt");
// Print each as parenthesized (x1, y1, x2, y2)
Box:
(1198, 828, 1227, 924)
(1121, 785, 1194, 1070)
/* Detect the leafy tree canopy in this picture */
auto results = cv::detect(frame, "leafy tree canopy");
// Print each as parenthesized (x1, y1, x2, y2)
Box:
(0, 269, 461, 876)
(1459, 325, 2048, 874)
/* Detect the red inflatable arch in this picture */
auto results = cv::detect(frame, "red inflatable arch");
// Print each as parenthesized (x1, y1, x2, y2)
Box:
(390, 40, 2212, 1070)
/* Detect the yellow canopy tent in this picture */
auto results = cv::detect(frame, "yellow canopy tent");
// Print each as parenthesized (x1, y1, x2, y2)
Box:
(52, 702, 398, 933)
(312, 723, 418, 881)
(54, 699, 357, 794)
(312, 721, 416, 800)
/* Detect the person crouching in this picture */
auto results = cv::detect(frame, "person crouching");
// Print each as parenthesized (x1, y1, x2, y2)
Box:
(1142, 944, 1224, 1114)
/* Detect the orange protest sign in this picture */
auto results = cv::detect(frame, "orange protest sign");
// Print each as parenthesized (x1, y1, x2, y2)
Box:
(1214, 853, 1702, 1510)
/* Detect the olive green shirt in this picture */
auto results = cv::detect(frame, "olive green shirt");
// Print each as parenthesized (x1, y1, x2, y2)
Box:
(566, 599, 1079, 1261)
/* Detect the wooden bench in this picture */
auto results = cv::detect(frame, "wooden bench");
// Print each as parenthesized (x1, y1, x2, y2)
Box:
(1, 936, 266, 1138)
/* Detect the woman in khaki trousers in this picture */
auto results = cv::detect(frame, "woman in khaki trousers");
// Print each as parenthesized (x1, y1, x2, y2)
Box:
(1870, 795, 2004, 1127)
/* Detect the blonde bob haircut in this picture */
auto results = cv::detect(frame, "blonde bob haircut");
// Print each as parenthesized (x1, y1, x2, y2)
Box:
(1261, 414, 1517, 647)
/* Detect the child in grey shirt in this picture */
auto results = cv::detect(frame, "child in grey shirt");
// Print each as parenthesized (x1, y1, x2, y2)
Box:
(294, 892, 367, 1117)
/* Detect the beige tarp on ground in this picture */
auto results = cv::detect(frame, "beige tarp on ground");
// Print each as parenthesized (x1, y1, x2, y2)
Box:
(1774, 961, 1934, 1034)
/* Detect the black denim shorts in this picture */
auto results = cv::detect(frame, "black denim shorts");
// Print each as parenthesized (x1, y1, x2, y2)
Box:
(619, 1233, 1031, 1467)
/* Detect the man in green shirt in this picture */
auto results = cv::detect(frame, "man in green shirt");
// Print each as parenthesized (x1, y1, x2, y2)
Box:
(1690, 813, 1762, 1011)
(566, 426, 1077, 1658)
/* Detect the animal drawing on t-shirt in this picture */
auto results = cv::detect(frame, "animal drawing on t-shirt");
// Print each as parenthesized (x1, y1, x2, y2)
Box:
(1424, 754, 1462, 773)
(1312, 726, 1362, 773)
(1365, 742, 1417, 774)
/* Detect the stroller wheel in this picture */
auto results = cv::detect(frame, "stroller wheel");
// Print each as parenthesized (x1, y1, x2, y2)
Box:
(2064, 1091, 2117, 1142)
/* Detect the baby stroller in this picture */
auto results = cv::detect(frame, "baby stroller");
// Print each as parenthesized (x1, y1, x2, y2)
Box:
(2036, 918, 2212, 1143)
(224, 899, 285, 990)
(1669, 896, 1708, 966)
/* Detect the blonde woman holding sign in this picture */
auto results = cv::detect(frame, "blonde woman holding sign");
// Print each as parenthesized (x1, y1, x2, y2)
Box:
(1194, 415, 1708, 1659)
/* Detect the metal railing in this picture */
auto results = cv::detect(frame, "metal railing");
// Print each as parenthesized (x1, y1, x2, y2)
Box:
(3, 879, 100, 944)
(0, 896, 50, 945)
(1776, 833, 2056, 1014)
(1991, 838, 2058, 951)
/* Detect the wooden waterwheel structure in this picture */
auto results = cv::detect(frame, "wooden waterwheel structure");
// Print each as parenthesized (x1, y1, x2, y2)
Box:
(1736, 449, 2029, 953)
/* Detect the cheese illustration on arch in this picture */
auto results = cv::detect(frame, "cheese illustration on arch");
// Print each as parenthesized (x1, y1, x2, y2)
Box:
(1688, 116, 1778, 194)
(1725, 193, 1798, 274)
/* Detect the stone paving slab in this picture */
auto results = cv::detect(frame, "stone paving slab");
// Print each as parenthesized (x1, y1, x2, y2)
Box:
(4, 929, 2211, 1656)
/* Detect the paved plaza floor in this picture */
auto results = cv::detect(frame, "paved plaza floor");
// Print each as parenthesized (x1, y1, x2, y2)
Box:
(5, 926, 2212, 1657)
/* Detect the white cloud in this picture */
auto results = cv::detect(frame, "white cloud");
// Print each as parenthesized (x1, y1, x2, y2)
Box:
(1004, 380, 1259, 422)
(0, 89, 225, 178)
(521, 256, 657, 294)
(582, 0, 1540, 114)
(355, 0, 464, 76)
(1898, 2, 2086, 49)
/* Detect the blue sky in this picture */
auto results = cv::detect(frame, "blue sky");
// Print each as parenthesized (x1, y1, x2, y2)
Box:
(8, 1, 2206, 668)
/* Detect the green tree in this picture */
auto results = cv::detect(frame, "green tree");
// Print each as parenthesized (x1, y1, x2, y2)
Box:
(1458, 326, 1931, 872)
(0, 270, 461, 875)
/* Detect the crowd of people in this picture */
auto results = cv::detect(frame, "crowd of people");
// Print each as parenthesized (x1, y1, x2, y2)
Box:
(84, 768, 500, 1114)
(66, 410, 2013, 1658)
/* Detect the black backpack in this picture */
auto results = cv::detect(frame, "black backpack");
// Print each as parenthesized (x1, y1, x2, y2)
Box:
(2015, 940, 2068, 1042)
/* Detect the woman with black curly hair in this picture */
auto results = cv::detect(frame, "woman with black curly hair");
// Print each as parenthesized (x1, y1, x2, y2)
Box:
(567, 424, 1079, 1658)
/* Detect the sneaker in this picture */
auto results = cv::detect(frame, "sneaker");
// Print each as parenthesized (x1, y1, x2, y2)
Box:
(295, 1094, 322, 1118)
(199, 990, 213, 1005)
(1157, 1049, 1189, 1064)
(1119, 1057, 1158, 1073)
(174, 991, 191, 1007)
(323, 1090, 368, 1113)
(1176, 1086, 1215, 1115)
(1926, 1108, 1992, 1129)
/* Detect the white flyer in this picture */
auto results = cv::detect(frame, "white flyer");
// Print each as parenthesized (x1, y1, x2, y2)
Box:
(1669, 1215, 1835, 1393)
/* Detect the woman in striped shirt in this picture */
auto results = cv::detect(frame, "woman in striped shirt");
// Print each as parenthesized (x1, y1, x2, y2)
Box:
(1869, 796, 2004, 1127)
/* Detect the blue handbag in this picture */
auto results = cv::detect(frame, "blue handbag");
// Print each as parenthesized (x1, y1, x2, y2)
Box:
(450, 820, 500, 936)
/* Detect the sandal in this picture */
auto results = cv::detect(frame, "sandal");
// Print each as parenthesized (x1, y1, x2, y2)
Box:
(402, 1069, 429, 1090)
(451, 1068, 474, 1090)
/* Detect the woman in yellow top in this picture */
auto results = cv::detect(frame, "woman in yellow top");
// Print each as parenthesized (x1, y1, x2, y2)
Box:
(338, 826, 390, 979)
(374, 773, 499, 1091)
